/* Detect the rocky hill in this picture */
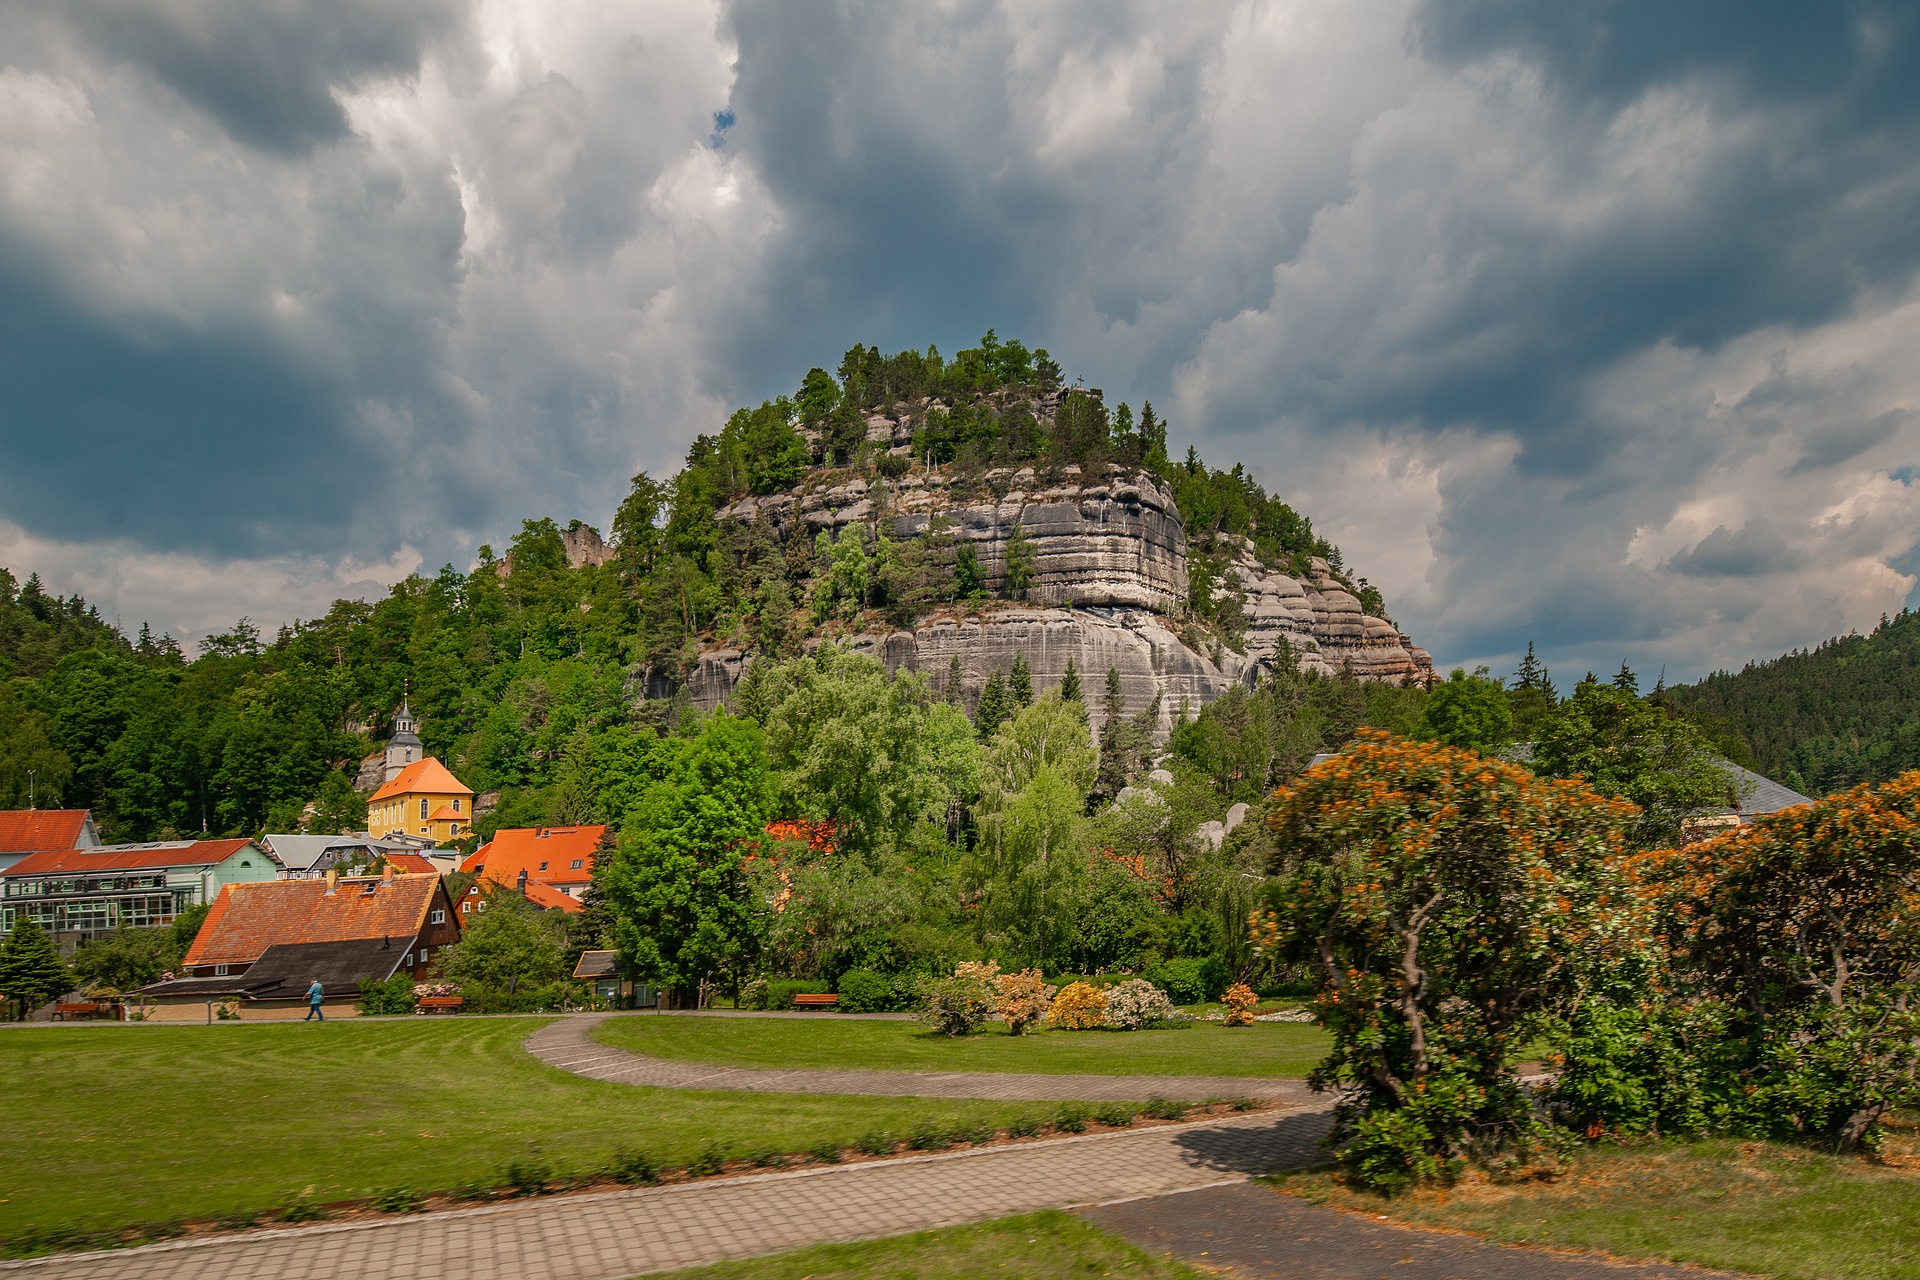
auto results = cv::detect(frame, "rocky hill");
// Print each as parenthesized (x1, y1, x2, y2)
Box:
(681, 375, 1430, 738)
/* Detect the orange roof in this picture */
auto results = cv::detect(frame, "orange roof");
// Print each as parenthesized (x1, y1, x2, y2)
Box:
(462, 876, 583, 914)
(427, 805, 464, 822)
(382, 853, 440, 875)
(467, 825, 605, 890)
(368, 757, 473, 804)
(5, 839, 256, 877)
(0, 810, 92, 854)
(184, 873, 446, 967)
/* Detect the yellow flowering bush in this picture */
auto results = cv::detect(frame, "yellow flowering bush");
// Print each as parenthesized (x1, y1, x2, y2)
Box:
(1046, 980, 1107, 1030)
(1221, 983, 1259, 1027)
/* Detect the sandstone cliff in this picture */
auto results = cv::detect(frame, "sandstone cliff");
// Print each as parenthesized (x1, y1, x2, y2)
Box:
(698, 456, 1430, 736)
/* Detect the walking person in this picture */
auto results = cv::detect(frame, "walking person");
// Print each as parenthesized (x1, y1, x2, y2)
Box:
(304, 978, 325, 1021)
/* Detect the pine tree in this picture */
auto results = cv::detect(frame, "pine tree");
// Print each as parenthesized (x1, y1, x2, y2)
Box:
(975, 673, 1013, 742)
(1511, 641, 1545, 690)
(0, 919, 71, 1020)
(1010, 654, 1033, 707)
(1613, 662, 1640, 695)
(955, 543, 985, 599)
(945, 654, 966, 705)
(1059, 656, 1082, 702)
(1003, 523, 1036, 600)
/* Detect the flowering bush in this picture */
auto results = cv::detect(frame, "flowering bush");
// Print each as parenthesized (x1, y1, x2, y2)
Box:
(915, 963, 997, 1036)
(1047, 981, 1107, 1030)
(1103, 979, 1176, 1030)
(994, 968, 1056, 1034)
(1257, 729, 1642, 1191)
(1221, 983, 1259, 1027)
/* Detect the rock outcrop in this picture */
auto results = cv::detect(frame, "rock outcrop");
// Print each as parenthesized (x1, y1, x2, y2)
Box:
(692, 461, 1431, 735)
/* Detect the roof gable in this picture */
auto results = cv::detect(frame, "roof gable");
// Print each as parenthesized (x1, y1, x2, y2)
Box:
(368, 757, 473, 804)
(183, 873, 445, 967)
(471, 825, 606, 890)
(0, 810, 94, 854)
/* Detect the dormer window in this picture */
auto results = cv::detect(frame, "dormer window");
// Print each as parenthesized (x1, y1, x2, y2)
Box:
(538, 861, 548, 871)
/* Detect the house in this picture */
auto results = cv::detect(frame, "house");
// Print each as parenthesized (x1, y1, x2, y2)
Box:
(459, 825, 606, 913)
(258, 833, 384, 879)
(132, 938, 419, 1021)
(180, 868, 459, 978)
(368, 758, 475, 844)
(0, 809, 98, 874)
(1677, 760, 1814, 843)
(573, 949, 657, 1009)
(456, 872, 581, 920)
(0, 839, 275, 945)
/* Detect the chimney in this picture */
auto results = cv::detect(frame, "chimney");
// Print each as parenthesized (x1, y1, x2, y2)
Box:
(517, 868, 529, 898)
(383, 863, 395, 884)
(325, 869, 338, 895)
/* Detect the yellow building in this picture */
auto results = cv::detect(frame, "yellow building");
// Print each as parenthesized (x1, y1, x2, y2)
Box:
(368, 758, 475, 843)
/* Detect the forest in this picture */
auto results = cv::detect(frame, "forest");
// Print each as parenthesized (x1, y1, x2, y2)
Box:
(1666, 608, 1920, 794)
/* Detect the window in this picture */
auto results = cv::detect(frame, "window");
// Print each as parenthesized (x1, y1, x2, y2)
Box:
(430, 909, 446, 924)
(538, 861, 548, 871)
(404, 953, 414, 967)
(569, 860, 584, 870)
(460, 901, 471, 914)
(419, 798, 429, 820)
(418, 946, 429, 962)
(420, 827, 428, 835)
(214, 964, 230, 976)
(453, 798, 461, 814)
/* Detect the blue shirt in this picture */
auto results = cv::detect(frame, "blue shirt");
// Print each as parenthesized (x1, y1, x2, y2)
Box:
(307, 982, 324, 1004)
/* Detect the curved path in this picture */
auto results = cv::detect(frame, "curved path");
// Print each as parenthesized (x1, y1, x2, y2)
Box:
(527, 1013, 1324, 1104)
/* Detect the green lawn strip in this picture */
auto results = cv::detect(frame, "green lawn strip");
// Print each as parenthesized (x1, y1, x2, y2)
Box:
(1270, 1136, 1920, 1280)
(654, 1208, 1204, 1279)
(598, 1014, 1329, 1077)
(0, 1021, 1057, 1245)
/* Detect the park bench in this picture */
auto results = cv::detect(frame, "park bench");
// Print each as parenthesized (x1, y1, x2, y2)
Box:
(51, 1001, 101, 1021)
(416, 996, 464, 1014)
(791, 993, 839, 1010)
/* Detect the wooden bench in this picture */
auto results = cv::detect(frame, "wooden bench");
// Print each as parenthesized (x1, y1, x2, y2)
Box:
(416, 996, 464, 1014)
(791, 993, 839, 1009)
(51, 1001, 101, 1021)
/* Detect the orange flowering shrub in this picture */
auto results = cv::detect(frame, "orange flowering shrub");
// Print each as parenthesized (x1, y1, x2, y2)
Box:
(994, 968, 1056, 1035)
(1257, 729, 1643, 1190)
(1046, 981, 1108, 1030)
(1221, 983, 1259, 1026)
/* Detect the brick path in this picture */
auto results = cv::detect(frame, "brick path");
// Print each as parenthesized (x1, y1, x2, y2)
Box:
(528, 1013, 1323, 1103)
(3, 1110, 1335, 1280)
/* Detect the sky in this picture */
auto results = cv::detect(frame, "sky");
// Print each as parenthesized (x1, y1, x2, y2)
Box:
(2, 0, 1918, 685)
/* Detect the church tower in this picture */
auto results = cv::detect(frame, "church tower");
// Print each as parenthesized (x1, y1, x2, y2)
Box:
(384, 696, 423, 783)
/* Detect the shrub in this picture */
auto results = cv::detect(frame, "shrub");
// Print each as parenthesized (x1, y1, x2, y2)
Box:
(1142, 1097, 1186, 1120)
(1102, 979, 1176, 1030)
(907, 1120, 953, 1151)
(915, 965, 997, 1036)
(856, 1130, 895, 1155)
(278, 1199, 329, 1223)
(372, 1187, 423, 1214)
(499, 1154, 552, 1196)
(456, 982, 581, 1014)
(1007, 1114, 1043, 1138)
(809, 1139, 844, 1164)
(1221, 983, 1259, 1027)
(750, 1147, 787, 1168)
(1053, 1104, 1089, 1133)
(356, 974, 416, 1016)
(954, 1120, 997, 1145)
(1256, 729, 1642, 1192)
(447, 1181, 495, 1203)
(687, 1144, 727, 1177)
(1146, 956, 1230, 1005)
(609, 1149, 661, 1185)
(1096, 1104, 1135, 1127)
(994, 967, 1056, 1034)
(835, 969, 901, 1013)
(1046, 981, 1107, 1030)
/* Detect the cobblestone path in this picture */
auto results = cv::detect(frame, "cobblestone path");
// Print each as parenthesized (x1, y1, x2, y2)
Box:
(527, 1013, 1324, 1104)
(3, 1110, 1335, 1280)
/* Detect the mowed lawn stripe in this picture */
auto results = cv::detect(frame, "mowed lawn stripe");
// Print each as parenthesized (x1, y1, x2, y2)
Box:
(594, 1013, 1330, 1077)
(0, 1020, 1057, 1241)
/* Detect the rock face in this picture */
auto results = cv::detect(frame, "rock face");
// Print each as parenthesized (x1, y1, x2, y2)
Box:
(691, 461, 1432, 736)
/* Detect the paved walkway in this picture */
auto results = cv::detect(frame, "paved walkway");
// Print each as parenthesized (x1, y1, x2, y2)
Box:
(1082, 1182, 1741, 1279)
(528, 1013, 1323, 1103)
(4, 1110, 1335, 1280)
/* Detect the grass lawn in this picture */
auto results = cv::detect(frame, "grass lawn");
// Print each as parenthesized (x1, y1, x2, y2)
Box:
(658, 1209, 1201, 1279)
(1274, 1126, 1920, 1280)
(597, 1013, 1330, 1077)
(0, 1020, 1060, 1245)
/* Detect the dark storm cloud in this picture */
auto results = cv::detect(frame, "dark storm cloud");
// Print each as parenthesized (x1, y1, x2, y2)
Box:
(1665, 522, 1807, 578)
(44, 0, 467, 153)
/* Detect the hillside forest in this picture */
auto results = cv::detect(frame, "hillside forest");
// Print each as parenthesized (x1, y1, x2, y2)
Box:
(0, 332, 1788, 994)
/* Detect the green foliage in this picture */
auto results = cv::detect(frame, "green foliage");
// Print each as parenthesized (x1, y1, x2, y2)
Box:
(437, 892, 568, 989)
(914, 969, 995, 1036)
(1144, 956, 1229, 1005)
(356, 974, 417, 1016)
(1003, 523, 1036, 599)
(70, 925, 179, 994)
(834, 968, 905, 1013)
(1058, 658, 1080, 703)
(604, 713, 772, 995)
(1420, 667, 1512, 753)
(0, 919, 71, 1018)
(973, 672, 1012, 741)
(1532, 675, 1729, 847)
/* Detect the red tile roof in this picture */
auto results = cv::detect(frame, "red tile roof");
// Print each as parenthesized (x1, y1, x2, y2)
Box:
(382, 853, 440, 875)
(3, 839, 257, 877)
(426, 805, 464, 823)
(0, 810, 92, 854)
(465, 825, 606, 892)
(184, 873, 445, 968)
(368, 757, 473, 804)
